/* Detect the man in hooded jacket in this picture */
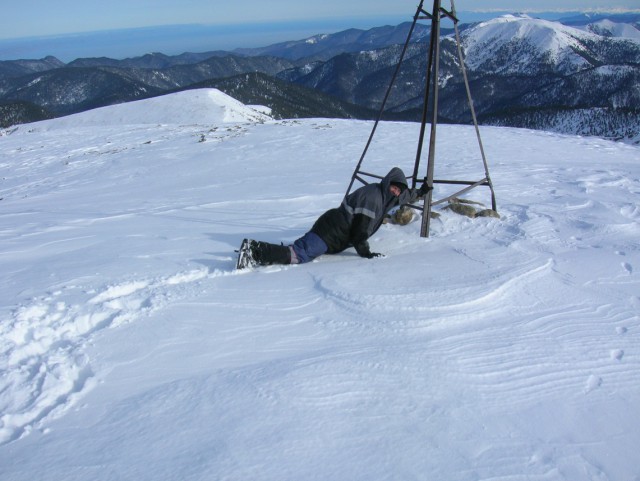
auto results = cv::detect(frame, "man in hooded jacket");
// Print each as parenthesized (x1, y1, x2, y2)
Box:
(237, 167, 423, 269)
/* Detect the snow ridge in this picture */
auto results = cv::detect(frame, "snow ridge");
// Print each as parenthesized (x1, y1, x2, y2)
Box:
(585, 19, 640, 40)
(463, 14, 607, 72)
(31, 88, 271, 130)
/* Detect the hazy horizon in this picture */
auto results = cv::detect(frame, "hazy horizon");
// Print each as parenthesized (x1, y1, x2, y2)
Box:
(1, 9, 638, 63)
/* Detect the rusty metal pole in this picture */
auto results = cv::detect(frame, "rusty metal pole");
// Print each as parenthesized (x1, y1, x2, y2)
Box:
(419, 0, 442, 238)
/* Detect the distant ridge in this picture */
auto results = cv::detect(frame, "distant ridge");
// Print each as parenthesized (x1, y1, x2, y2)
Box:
(30, 88, 271, 130)
(1, 15, 639, 142)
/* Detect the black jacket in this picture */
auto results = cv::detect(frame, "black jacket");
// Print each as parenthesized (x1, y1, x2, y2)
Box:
(311, 167, 411, 257)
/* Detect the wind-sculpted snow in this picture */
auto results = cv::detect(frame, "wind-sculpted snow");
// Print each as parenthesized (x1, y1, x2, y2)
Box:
(0, 91, 639, 480)
(0, 267, 219, 444)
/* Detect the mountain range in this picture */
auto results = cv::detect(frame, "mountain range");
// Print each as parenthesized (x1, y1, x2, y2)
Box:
(1, 13, 639, 142)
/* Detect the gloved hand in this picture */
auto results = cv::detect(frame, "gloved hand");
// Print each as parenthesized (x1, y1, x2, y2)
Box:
(417, 182, 431, 197)
(365, 252, 384, 259)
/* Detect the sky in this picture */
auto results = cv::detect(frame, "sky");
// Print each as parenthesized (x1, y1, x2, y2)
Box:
(3, 0, 638, 40)
(1, 0, 638, 61)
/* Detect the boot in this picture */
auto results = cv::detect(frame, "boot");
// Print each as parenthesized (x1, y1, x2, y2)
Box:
(236, 239, 291, 269)
(236, 238, 254, 269)
(250, 240, 291, 266)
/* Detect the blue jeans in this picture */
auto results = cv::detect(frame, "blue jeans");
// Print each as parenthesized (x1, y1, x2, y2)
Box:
(291, 231, 328, 264)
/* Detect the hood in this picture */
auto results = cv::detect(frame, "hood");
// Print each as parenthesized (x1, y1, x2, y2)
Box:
(381, 167, 410, 203)
(381, 167, 408, 190)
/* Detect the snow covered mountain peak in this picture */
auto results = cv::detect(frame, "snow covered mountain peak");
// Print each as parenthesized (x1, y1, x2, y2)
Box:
(585, 18, 640, 40)
(471, 13, 597, 43)
(31, 88, 272, 131)
(462, 14, 602, 73)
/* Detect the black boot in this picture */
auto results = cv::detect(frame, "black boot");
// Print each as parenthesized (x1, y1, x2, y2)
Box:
(236, 239, 291, 269)
(250, 240, 291, 266)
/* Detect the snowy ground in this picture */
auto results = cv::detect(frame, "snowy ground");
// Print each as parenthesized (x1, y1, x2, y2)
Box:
(1, 89, 639, 481)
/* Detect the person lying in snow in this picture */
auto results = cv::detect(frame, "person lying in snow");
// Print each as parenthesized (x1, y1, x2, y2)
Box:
(236, 167, 428, 269)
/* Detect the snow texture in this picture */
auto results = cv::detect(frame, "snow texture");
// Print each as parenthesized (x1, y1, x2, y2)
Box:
(1, 88, 639, 480)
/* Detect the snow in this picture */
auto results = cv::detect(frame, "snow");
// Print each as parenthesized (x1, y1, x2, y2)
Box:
(584, 19, 640, 40)
(1, 88, 640, 480)
(32, 88, 271, 130)
(463, 14, 603, 70)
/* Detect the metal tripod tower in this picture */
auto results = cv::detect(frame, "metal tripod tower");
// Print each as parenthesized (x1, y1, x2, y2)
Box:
(346, 0, 496, 237)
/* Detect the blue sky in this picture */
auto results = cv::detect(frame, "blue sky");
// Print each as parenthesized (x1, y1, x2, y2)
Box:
(4, 0, 638, 39)
(1, 0, 638, 61)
